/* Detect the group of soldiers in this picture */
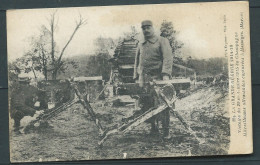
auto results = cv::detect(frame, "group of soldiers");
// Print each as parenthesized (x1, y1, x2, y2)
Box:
(10, 20, 174, 139)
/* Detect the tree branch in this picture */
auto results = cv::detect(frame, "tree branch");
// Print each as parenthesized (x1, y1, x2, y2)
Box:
(56, 14, 87, 64)
(50, 11, 57, 64)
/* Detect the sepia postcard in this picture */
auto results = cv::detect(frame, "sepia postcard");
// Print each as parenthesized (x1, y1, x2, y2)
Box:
(7, 1, 252, 162)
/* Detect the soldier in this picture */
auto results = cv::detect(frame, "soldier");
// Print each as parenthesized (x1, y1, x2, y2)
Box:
(133, 20, 173, 139)
(10, 83, 44, 133)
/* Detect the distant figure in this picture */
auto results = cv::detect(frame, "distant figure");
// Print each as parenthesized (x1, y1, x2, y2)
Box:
(133, 20, 173, 139)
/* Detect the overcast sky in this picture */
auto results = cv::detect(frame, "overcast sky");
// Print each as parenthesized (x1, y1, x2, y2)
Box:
(7, 2, 243, 62)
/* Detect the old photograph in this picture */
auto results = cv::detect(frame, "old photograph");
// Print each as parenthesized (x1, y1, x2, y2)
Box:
(7, 1, 252, 162)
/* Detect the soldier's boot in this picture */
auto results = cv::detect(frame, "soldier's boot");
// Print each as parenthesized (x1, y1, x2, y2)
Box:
(162, 125, 171, 139)
(13, 119, 21, 134)
(150, 122, 159, 136)
(162, 109, 171, 139)
(163, 130, 171, 140)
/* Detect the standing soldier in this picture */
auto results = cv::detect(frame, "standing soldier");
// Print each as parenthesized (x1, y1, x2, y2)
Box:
(134, 20, 173, 139)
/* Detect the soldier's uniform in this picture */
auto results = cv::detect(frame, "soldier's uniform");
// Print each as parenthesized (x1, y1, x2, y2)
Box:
(133, 20, 173, 137)
(10, 84, 40, 131)
(134, 35, 173, 86)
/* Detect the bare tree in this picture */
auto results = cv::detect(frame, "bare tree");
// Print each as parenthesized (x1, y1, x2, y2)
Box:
(45, 12, 87, 80)
(14, 11, 87, 80)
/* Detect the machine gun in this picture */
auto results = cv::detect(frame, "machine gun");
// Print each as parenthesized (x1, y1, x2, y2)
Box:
(98, 80, 203, 145)
(29, 78, 202, 146)
(29, 80, 105, 135)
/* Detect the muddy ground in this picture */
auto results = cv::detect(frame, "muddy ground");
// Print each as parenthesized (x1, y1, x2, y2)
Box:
(10, 85, 230, 162)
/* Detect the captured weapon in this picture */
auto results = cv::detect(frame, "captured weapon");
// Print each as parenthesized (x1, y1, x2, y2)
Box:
(29, 93, 80, 128)
(98, 81, 203, 145)
(28, 79, 105, 135)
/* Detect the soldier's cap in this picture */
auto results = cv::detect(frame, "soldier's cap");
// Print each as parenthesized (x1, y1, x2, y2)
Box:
(141, 20, 153, 28)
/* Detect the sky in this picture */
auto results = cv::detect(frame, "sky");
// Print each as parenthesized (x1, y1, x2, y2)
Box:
(6, 1, 244, 62)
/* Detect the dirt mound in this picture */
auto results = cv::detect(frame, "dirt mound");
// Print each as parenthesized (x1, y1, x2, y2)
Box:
(175, 86, 230, 155)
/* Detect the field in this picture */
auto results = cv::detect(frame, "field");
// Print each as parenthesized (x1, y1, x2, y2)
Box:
(10, 85, 230, 162)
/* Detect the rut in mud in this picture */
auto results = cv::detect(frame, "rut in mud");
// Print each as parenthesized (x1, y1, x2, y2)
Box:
(10, 85, 230, 162)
